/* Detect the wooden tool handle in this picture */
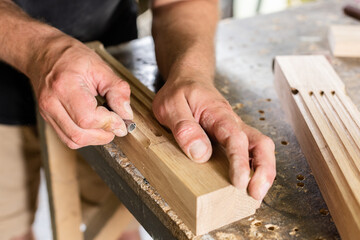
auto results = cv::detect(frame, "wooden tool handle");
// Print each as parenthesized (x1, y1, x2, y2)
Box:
(344, 5, 360, 21)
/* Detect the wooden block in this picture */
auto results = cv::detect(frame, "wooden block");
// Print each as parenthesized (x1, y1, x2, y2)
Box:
(87, 41, 260, 235)
(328, 24, 360, 57)
(274, 55, 360, 240)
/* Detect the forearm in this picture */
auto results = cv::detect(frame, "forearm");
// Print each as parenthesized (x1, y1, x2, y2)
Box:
(0, 0, 76, 83)
(151, 0, 219, 83)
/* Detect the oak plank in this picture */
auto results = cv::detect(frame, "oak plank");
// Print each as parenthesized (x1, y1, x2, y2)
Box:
(87, 41, 260, 235)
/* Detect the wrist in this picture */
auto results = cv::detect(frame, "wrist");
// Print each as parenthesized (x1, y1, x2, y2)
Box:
(26, 30, 77, 80)
(166, 52, 215, 86)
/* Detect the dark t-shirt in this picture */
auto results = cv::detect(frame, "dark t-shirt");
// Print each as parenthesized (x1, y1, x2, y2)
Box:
(0, 0, 137, 125)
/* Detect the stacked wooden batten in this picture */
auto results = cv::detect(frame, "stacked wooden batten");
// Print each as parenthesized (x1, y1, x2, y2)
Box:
(87, 42, 260, 236)
(328, 24, 360, 57)
(274, 55, 360, 240)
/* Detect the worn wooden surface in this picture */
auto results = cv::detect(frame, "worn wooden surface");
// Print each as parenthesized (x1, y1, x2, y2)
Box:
(79, 0, 360, 239)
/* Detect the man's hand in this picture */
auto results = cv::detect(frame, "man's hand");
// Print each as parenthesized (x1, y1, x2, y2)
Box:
(153, 78, 276, 200)
(34, 40, 133, 149)
(0, 1, 133, 149)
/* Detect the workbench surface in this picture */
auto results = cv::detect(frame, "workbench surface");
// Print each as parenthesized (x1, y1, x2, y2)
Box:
(79, 0, 360, 239)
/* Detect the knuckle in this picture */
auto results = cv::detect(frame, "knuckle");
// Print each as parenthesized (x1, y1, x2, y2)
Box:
(261, 136, 275, 150)
(217, 99, 232, 110)
(66, 141, 80, 150)
(152, 94, 175, 125)
(76, 115, 94, 129)
(38, 94, 54, 112)
(69, 131, 86, 146)
(51, 76, 67, 94)
(115, 80, 131, 95)
(173, 120, 198, 142)
(200, 108, 216, 127)
(267, 168, 277, 182)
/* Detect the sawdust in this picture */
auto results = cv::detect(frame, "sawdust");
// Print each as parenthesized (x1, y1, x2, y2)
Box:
(232, 103, 244, 110)
(215, 232, 241, 240)
(220, 85, 230, 94)
(289, 227, 299, 236)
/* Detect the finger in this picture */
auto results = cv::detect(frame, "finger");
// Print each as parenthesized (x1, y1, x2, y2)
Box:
(200, 107, 251, 189)
(57, 79, 127, 136)
(154, 94, 212, 163)
(95, 69, 133, 120)
(42, 99, 116, 148)
(244, 127, 276, 200)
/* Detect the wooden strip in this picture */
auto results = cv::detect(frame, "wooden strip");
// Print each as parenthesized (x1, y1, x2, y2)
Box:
(328, 25, 360, 58)
(86, 41, 260, 235)
(93, 204, 134, 240)
(274, 55, 360, 240)
(39, 120, 83, 240)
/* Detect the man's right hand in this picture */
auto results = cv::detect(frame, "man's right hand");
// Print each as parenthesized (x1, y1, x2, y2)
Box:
(0, 1, 133, 149)
(34, 38, 133, 149)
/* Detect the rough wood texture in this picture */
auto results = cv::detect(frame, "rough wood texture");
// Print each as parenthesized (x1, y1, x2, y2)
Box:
(87, 41, 260, 235)
(274, 55, 360, 240)
(328, 24, 360, 57)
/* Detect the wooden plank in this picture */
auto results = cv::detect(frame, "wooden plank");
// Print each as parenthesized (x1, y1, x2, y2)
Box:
(87, 41, 260, 235)
(328, 24, 360, 57)
(83, 193, 135, 240)
(38, 119, 83, 240)
(274, 55, 360, 240)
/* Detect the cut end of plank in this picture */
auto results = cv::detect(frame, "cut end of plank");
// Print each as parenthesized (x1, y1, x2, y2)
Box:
(328, 24, 360, 58)
(196, 186, 260, 235)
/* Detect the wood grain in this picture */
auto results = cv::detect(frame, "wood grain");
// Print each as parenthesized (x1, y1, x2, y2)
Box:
(274, 55, 360, 240)
(328, 24, 360, 57)
(87, 41, 260, 235)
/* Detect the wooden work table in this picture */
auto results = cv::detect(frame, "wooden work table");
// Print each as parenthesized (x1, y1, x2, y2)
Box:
(78, 0, 360, 239)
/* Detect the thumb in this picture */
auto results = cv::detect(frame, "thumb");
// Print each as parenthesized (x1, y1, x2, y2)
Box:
(153, 95, 212, 163)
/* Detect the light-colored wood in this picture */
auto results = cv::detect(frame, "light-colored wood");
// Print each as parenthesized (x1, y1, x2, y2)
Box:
(94, 204, 134, 240)
(87, 41, 260, 235)
(274, 55, 360, 240)
(43, 123, 83, 240)
(328, 24, 360, 58)
(40, 118, 136, 239)
(83, 193, 134, 240)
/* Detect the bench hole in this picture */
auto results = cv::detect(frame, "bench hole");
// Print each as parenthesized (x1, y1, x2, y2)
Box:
(296, 174, 305, 181)
(319, 208, 329, 216)
(254, 221, 262, 227)
(258, 110, 265, 114)
(281, 140, 288, 145)
(297, 182, 304, 187)
(259, 117, 266, 121)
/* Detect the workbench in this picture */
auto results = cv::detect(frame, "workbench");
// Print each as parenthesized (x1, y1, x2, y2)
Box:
(78, 0, 360, 239)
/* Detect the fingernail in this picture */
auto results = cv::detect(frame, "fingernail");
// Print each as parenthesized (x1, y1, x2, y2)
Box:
(113, 127, 127, 137)
(258, 182, 271, 200)
(189, 140, 208, 162)
(124, 102, 133, 119)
